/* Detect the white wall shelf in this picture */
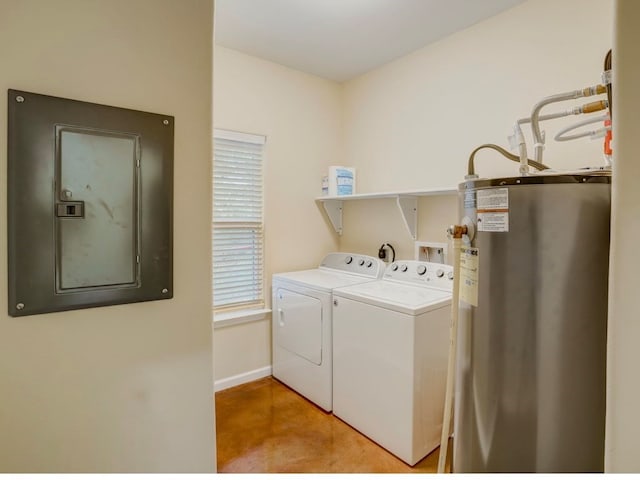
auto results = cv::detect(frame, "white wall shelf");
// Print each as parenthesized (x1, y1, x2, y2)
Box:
(315, 188, 457, 239)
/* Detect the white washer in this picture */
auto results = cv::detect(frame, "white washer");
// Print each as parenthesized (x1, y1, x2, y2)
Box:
(272, 252, 385, 412)
(332, 260, 454, 465)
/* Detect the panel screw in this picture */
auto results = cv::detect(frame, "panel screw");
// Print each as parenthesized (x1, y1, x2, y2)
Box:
(16, 303, 25, 310)
(162, 288, 168, 294)
(16, 96, 24, 103)
(163, 119, 169, 125)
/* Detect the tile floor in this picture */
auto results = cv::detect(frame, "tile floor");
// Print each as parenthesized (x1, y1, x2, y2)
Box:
(215, 376, 451, 473)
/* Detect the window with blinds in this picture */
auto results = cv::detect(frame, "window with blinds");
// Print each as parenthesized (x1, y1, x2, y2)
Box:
(213, 129, 266, 309)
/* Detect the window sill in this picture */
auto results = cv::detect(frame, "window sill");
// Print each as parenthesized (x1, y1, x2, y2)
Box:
(213, 308, 271, 329)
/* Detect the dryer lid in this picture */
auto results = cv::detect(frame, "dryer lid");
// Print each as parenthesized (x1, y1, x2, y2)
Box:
(333, 280, 451, 315)
(273, 268, 378, 292)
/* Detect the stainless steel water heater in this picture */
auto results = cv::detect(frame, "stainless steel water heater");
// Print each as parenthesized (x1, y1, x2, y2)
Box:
(453, 172, 610, 472)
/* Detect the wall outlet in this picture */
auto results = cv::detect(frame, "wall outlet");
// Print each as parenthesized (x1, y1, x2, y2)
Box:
(378, 243, 395, 264)
(415, 241, 448, 264)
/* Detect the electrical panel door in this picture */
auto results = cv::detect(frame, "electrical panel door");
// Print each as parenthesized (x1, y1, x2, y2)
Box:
(8, 90, 173, 316)
(57, 127, 140, 291)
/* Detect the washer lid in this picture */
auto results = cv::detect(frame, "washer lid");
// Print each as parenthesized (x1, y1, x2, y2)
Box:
(333, 280, 451, 315)
(273, 268, 378, 292)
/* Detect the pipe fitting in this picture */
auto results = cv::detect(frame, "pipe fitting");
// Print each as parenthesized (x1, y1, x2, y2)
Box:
(447, 224, 468, 239)
(582, 84, 607, 96)
(581, 99, 608, 114)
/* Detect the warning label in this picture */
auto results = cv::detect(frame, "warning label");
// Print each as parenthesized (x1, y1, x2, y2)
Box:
(476, 188, 509, 232)
(477, 212, 509, 232)
(460, 246, 479, 306)
(477, 188, 509, 209)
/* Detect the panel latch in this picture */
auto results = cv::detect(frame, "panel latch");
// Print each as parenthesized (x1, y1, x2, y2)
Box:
(56, 202, 84, 218)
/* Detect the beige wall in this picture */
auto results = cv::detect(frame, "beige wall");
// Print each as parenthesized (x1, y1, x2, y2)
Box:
(214, 320, 271, 383)
(343, 0, 613, 190)
(0, 0, 215, 472)
(212, 46, 341, 381)
(339, 0, 613, 260)
(606, 0, 640, 472)
(339, 195, 458, 263)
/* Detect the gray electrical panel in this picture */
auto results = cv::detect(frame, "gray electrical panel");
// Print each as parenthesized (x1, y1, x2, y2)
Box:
(8, 90, 173, 316)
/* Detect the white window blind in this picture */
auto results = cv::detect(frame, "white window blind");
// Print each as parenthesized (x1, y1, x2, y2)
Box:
(213, 129, 266, 309)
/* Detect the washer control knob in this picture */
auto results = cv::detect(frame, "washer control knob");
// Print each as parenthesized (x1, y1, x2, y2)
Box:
(436, 269, 444, 278)
(447, 271, 454, 280)
(345, 256, 353, 264)
(366, 261, 373, 268)
(391, 263, 399, 271)
(417, 265, 427, 276)
(400, 264, 408, 272)
(358, 259, 365, 266)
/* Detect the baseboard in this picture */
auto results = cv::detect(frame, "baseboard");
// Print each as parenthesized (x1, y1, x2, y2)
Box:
(214, 366, 272, 392)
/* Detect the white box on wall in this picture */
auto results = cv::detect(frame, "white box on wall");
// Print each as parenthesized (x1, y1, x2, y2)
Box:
(326, 166, 356, 196)
(415, 241, 448, 264)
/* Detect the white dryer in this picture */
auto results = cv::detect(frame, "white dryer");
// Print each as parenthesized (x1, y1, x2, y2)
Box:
(272, 252, 385, 412)
(332, 261, 454, 466)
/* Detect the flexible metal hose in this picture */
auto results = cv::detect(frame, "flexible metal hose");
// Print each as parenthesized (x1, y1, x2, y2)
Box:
(467, 143, 549, 178)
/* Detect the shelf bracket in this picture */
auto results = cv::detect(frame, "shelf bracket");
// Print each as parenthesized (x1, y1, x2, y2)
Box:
(396, 195, 418, 240)
(321, 199, 343, 235)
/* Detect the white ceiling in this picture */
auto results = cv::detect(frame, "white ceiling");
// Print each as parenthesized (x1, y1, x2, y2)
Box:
(215, 0, 527, 82)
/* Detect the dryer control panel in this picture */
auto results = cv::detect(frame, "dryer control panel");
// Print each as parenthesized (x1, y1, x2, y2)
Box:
(319, 252, 385, 279)
(384, 261, 454, 291)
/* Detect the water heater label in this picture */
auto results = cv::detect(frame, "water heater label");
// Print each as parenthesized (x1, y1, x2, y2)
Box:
(464, 191, 476, 209)
(476, 188, 509, 232)
(460, 246, 479, 306)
